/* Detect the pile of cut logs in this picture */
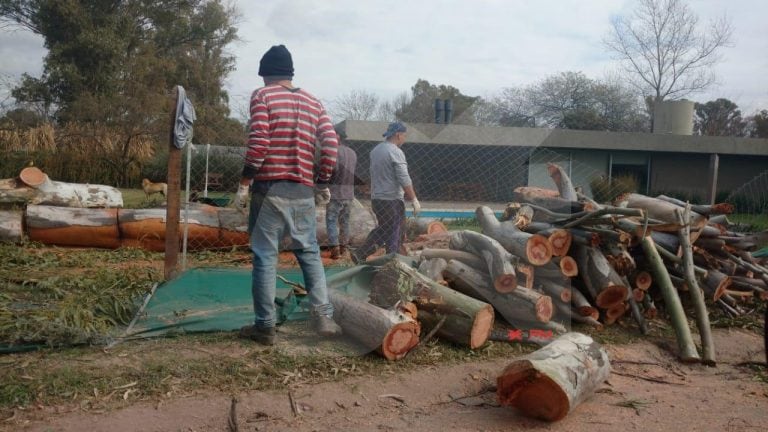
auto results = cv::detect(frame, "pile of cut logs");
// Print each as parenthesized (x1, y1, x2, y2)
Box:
(332, 163, 767, 368)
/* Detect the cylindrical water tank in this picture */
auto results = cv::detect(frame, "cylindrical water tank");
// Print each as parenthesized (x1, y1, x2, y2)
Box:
(653, 99, 694, 135)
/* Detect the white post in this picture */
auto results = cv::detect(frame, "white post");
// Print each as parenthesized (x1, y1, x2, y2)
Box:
(182, 142, 193, 270)
(204, 143, 211, 198)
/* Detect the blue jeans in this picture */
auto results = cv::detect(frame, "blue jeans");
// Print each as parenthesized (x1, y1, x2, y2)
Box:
(325, 199, 352, 246)
(248, 181, 333, 329)
(356, 199, 405, 258)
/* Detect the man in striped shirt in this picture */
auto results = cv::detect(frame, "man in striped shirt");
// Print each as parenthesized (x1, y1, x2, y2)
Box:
(234, 45, 341, 345)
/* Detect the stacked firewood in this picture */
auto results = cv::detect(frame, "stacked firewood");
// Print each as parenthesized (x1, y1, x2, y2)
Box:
(407, 163, 767, 365)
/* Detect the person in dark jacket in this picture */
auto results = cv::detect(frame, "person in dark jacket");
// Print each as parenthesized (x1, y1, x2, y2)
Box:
(325, 127, 358, 259)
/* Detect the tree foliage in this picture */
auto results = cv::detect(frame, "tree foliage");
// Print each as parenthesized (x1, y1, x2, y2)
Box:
(0, 0, 243, 185)
(395, 79, 479, 125)
(329, 90, 381, 121)
(486, 72, 648, 131)
(604, 0, 732, 102)
(746, 110, 768, 139)
(693, 98, 746, 137)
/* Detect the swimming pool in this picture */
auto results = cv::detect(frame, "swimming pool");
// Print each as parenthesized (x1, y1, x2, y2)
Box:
(404, 208, 504, 220)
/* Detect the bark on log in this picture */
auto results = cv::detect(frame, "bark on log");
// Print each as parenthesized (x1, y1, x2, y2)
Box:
(497, 332, 611, 422)
(476, 206, 553, 266)
(573, 244, 629, 309)
(655, 194, 734, 216)
(546, 229, 573, 257)
(604, 302, 628, 325)
(26, 205, 120, 249)
(449, 230, 518, 293)
(640, 235, 700, 362)
(516, 262, 535, 290)
(642, 295, 658, 320)
(370, 258, 494, 349)
(512, 191, 586, 215)
(547, 163, 577, 202)
(0, 210, 23, 243)
(329, 291, 420, 361)
(538, 279, 572, 304)
(417, 258, 448, 284)
(617, 193, 707, 237)
(405, 218, 448, 240)
(569, 287, 599, 320)
(701, 270, 731, 302)
(676, 207, 716, 365)
(420, 248, 486, 272)
(444, 260, 553, 324)
(3, 167, 124, 208)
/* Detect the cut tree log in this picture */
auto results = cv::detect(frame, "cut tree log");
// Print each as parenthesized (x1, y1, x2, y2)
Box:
(417, 257, 448, 284)
(419, 248, 486, 272)
(405, 218, 448, 240)
(633, 271, 653, 291)
(496, 332, 611, 422)
(617, 193, 707, 238)
(538, 279, 572, 303)
(676, 206, 716, 366)
(557, 256, 579, 278)
(516, 262, 535, 290)
(26, 205, 121, 249)
(655, 194, 734, 216)
(2, 166, 124, 208)
(642, 295, 658, 320)
(0, 210, 23, 243)
(604, 302, 628, 325)
(513, 187, 586, 214)
(570, 287, 599, 320)
(476, 206, 553, 266)
(573, 244, 629, 309)
(329, 291, 420, 361)
(701, 270, 731, 302)
(369, 258, 494, 349)
(545, 229, 573, 257)
(449, 230, 518, 293)
(640, 235, 701, 362)
(547, 163, 577, 202)
(444, 260, 553, 324)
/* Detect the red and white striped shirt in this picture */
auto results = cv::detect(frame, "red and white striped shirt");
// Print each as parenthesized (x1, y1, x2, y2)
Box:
(244, 84, 338, 186)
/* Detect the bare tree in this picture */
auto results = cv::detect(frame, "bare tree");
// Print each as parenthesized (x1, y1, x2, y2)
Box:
(604, 0, 732, 102)
(329, 90, 380, 121)
(375, 92, 410, 122)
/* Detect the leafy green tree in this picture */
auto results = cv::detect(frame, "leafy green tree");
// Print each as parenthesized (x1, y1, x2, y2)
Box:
(694, 98, 747, 137)
(395, 79, 479, 125)
(747, 110, 768, 139)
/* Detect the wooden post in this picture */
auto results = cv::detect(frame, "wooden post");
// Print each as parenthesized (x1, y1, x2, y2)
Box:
(706, 153, 719, 205)
(164, 87, 181, 280)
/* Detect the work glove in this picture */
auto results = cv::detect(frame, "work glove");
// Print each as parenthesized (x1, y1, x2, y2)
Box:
(233, 183, 250, 213)
(410, 197, 421, 217)
(315, 187, 331, 206)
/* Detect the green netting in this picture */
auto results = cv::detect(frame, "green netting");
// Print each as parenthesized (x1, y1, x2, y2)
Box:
(125, 265, 374, 339)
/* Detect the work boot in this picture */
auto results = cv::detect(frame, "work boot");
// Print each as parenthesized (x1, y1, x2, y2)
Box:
(239, 325, 276, 346)
(313, 314, 342, 337)
(339, 245, 347, 256)
(330, 245, 341, 260)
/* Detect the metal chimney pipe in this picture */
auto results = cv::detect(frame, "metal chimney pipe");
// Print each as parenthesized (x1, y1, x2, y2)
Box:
(434, 99, 444, 124)
(444, 99, 453, 124)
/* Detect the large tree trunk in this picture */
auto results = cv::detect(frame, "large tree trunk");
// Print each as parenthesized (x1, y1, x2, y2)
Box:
(444, 260, 553, 324)
(370, 258, 494, 349)
(1, 167, 124, 208)
(476, 206, 553, 266)
(314, 200, 378, 247)
(0, 210, 23, 243)
(449, 230, 518, 293)
(420, 248, 486, 272)
(329, 291, 420, 361)
(417, 258, 448, 284)
(497, 332, 611, 422)
(405, 218, 448, 240)
(26, 205, 121, 249)
(618, 193, 707, 239)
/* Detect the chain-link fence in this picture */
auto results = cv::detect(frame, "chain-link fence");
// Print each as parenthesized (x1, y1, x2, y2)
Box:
(177, 129, 628, 268)
(725, 170, 768, 233)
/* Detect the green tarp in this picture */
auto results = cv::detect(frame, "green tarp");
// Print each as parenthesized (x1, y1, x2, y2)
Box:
(125, 265, 376, 339)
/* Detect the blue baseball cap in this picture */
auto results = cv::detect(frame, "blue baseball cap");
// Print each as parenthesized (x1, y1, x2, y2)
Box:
(383, 121, 407, 138)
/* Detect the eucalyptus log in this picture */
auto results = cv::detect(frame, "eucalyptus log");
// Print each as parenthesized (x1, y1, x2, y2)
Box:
(557, 256, 579, 277)
(476, 206, 553, 266)
(569, 287, 599, 320)
(405, 218, 448, 240)
(640, 235, 700, 362)
(497, 332, 610, 422)
(604, 302, 628, 325)
(547, 163, 577, 202)
(538, 279, 572, 304)
(370, 258, 494, 349)
(573, 245, 629, 309)
(512, 188, 586, 214)
(516, 262, 535, 290)
(641, 295, 658, 320)
(544, 228, 572, 257)
(701, 270, 731, 302)
(655, 194, 734, 216)
(553, 300, 603, 330)
(26, 205, 120, 249)
(617, 193, 707, 236)
(0, 210, 23, 243)
(417, 258, 448, 284)
(329, 291, 420, 361)
(633, 271, 652, 291)
(444, 260, 553, 324)
(420, 248, 485, 271)
(450, 230, 518, 293)
(1, 167, 124, 208)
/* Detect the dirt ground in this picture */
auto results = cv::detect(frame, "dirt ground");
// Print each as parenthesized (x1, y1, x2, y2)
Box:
(9, 328, 767, 432)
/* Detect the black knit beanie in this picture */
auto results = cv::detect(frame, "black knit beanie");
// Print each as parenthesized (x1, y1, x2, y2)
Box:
(258, 45, 294, 77)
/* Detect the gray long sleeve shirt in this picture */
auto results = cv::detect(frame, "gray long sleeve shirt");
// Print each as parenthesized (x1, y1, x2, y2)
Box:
(328, 144, 357, 200)
(370, 141, 412, 200)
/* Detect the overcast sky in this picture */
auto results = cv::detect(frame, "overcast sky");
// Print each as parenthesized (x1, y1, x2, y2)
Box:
(2, 0, 766, 120)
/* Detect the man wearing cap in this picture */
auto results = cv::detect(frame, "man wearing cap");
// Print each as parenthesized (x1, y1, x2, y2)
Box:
(233, 44, 342, 345)
(325, 127, 358, 260)
(351, 121, 420, 263)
